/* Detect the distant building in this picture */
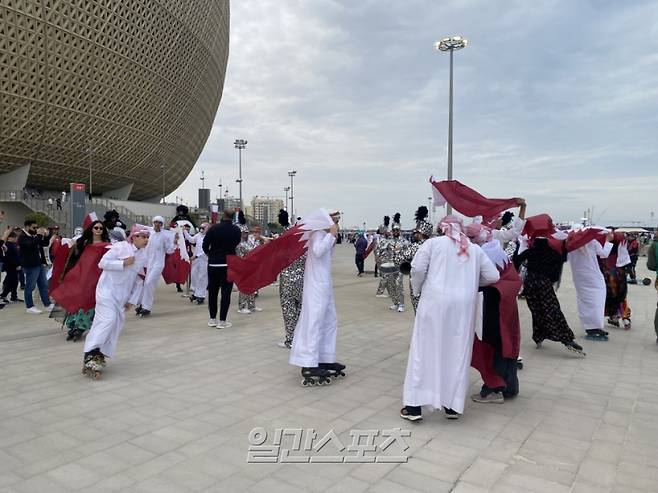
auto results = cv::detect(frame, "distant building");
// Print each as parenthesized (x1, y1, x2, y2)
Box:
(251, 196, 284, 225)
(219, 195, 241, 212)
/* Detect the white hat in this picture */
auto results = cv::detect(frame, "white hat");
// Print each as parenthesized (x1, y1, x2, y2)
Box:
(153, 215, 165, 224)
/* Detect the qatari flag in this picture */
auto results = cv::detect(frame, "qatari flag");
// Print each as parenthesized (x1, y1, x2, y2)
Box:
(565, 227, 608, 253)
(430, 178, 519, 219)
(227, 208, 335, 295)
(364, 236, 376, 260)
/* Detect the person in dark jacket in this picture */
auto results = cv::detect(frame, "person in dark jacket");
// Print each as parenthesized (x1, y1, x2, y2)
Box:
(18, 219, 53, 313)
(202, 210, 241, 328)
(354, 231, 367, 276)
(0, 231, 22, 303)
(647, 233, 658, 342)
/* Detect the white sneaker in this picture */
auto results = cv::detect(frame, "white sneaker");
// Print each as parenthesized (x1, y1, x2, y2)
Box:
(237, 308, 251, 314)
(397, 305, 405, 313)
(46, 303, 55, 311)
(376, 294, 388, 298)
(389, 304, 398, 310)
(217, 321, 233, 329)
(208, 318, 218, 327)
(26, 307, 43, 314)
(252, 307, 263, 312)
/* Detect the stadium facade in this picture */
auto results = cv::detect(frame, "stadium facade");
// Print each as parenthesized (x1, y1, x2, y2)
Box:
(0, 0, 230, 201)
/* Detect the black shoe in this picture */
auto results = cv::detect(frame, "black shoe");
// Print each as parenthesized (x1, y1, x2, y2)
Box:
(0, 297, 8, 304)
(176, 286, 183, 293)
(444, 407, 460, 419)
(139, 309, 151, 317)
(11, 298, 23, 303)
(400, 406, 422, 421)
(196, 298, 205, 305)
(66, 329, 75, 341)
(135, 305, 142, 315)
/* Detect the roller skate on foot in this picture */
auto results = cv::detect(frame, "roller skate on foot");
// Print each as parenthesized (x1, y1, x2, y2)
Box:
(585, 329, 608, 341)
(607, 317, 620, 328)
(82, 353, 104, 379)
(300, 367, 332, 387)
(563, 340, 587, 356)
(319, 362, 346, 378)
(400, 406, 422, 422)
(623, 318, 631, 330)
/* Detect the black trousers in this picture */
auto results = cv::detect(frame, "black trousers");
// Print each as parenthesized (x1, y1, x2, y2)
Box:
(355, 254, 364, 274)
(207, 266, 233, 321)
(1, 268, 18, 299)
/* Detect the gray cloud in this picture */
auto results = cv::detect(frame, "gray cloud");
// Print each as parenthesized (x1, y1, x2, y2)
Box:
(171, 0, 658, 228)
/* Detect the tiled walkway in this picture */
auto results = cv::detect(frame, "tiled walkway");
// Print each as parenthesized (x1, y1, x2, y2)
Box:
(1, 245, 657, 492)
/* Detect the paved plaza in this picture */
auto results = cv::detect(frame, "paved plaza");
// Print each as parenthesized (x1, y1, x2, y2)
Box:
(1, 245, 657, 493)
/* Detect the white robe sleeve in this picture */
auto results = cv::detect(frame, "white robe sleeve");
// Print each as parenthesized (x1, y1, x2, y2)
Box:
(492, 218, 524, 243)
(478, 249, 500, 286)
(311, 231, 336, 257)
(596, 241, 613, 258)
(98, 248, 125, 271)
(184, 231, 195, 244)
(165, 231, 176, 254)
(410, 240, 431, 295)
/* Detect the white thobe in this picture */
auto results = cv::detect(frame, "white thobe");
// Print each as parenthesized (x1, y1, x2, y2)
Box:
(185, 231, 208, 298)
(290, 230, 338, 367)
(83, 242, 147, 358)
(139, 229, 175, 310)
(568, 240, 613, 330)
(403, 236, 500, 414)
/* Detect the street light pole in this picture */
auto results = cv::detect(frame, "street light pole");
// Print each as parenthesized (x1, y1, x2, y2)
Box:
(87, 147, 93, 201)
(234, 139, 247, 210)
(160, 163, 165, 204)
(284, 186, 290, 211)
(288, 170, 297, 219)
(427, 196, 433, 223)
(435, 35, 468, 215)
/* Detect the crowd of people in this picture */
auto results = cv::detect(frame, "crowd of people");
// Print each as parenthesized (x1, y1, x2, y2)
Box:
(1, 189, 657, 422)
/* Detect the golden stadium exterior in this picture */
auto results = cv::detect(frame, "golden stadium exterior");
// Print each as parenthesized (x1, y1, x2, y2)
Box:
(0, 0, 229, 200)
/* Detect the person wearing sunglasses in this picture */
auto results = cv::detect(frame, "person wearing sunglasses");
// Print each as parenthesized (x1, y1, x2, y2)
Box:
(51, 220, 110, 342)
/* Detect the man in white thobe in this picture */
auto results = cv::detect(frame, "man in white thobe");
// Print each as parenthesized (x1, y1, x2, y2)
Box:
(568, 234, 613, 339)
(290, 209, 344, 384)
(83, 228, 149, 372)
(401, 216, 500, 421)
(185, 222, 208, 304)
(136, 215, 175, 316)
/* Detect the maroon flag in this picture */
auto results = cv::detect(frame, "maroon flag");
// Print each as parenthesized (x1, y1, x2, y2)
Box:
(565, 228, 607, 253)
(431, 178, 519, 219)
(363, 236, 376, 260)
(50, 242, 110, 313)
(228, 224, 307, 294)
(162, 249, 191, 284)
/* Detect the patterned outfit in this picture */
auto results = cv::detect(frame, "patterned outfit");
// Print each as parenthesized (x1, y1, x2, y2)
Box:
(375, 237, 391, 296)
(236, 240, 256, 311)
(279, 252, 307, 346)
(403, 241, 423, 313)
(383, 236, 409, 308)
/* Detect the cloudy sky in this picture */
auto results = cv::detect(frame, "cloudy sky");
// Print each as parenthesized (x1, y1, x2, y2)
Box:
(171, 0, 658, 229)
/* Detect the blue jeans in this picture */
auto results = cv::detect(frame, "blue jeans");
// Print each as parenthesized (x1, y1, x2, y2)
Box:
(23, 265, 50, 308)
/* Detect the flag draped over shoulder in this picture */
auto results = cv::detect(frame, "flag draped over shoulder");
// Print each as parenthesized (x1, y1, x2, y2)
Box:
(227, 208, 335, 294)
(363, 236, 376, 259)
(50, 242, 110, 313)
(430, 178, 518, 219)
(162, 227, 191, 284)
(565, 228, 608, 253)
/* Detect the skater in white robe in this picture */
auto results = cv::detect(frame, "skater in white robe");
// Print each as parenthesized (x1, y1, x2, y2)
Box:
(83, 227, 149, 366)
(568, 233, 613, 338)
(185, 222, 208, 303)
(401, 215, 499, 421)
(290, 209, 340, 371)
(136, 215, 175, 315)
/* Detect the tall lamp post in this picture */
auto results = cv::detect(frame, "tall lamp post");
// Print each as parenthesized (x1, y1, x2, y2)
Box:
(160, 163, 165, 204)
(86, 146, 94, 201)
(234, 139, 247, 210)
(427, 196, 433, 223)
(434, 35, 468, 215)
(284, 186, 290, 211)
(288, 170, 297, 219)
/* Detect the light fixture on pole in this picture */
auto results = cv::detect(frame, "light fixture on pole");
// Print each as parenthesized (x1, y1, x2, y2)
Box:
(288, 170, 297, 219)
(234, 139, 247, 210)
(200, 170, 205, 189)
(87, 146, 94, 201)
(284, 186, 290, 211)
(434, 35, 468, 214)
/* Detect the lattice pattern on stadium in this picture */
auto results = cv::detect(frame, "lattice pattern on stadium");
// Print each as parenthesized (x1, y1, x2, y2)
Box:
(0, 0, 229, 200)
